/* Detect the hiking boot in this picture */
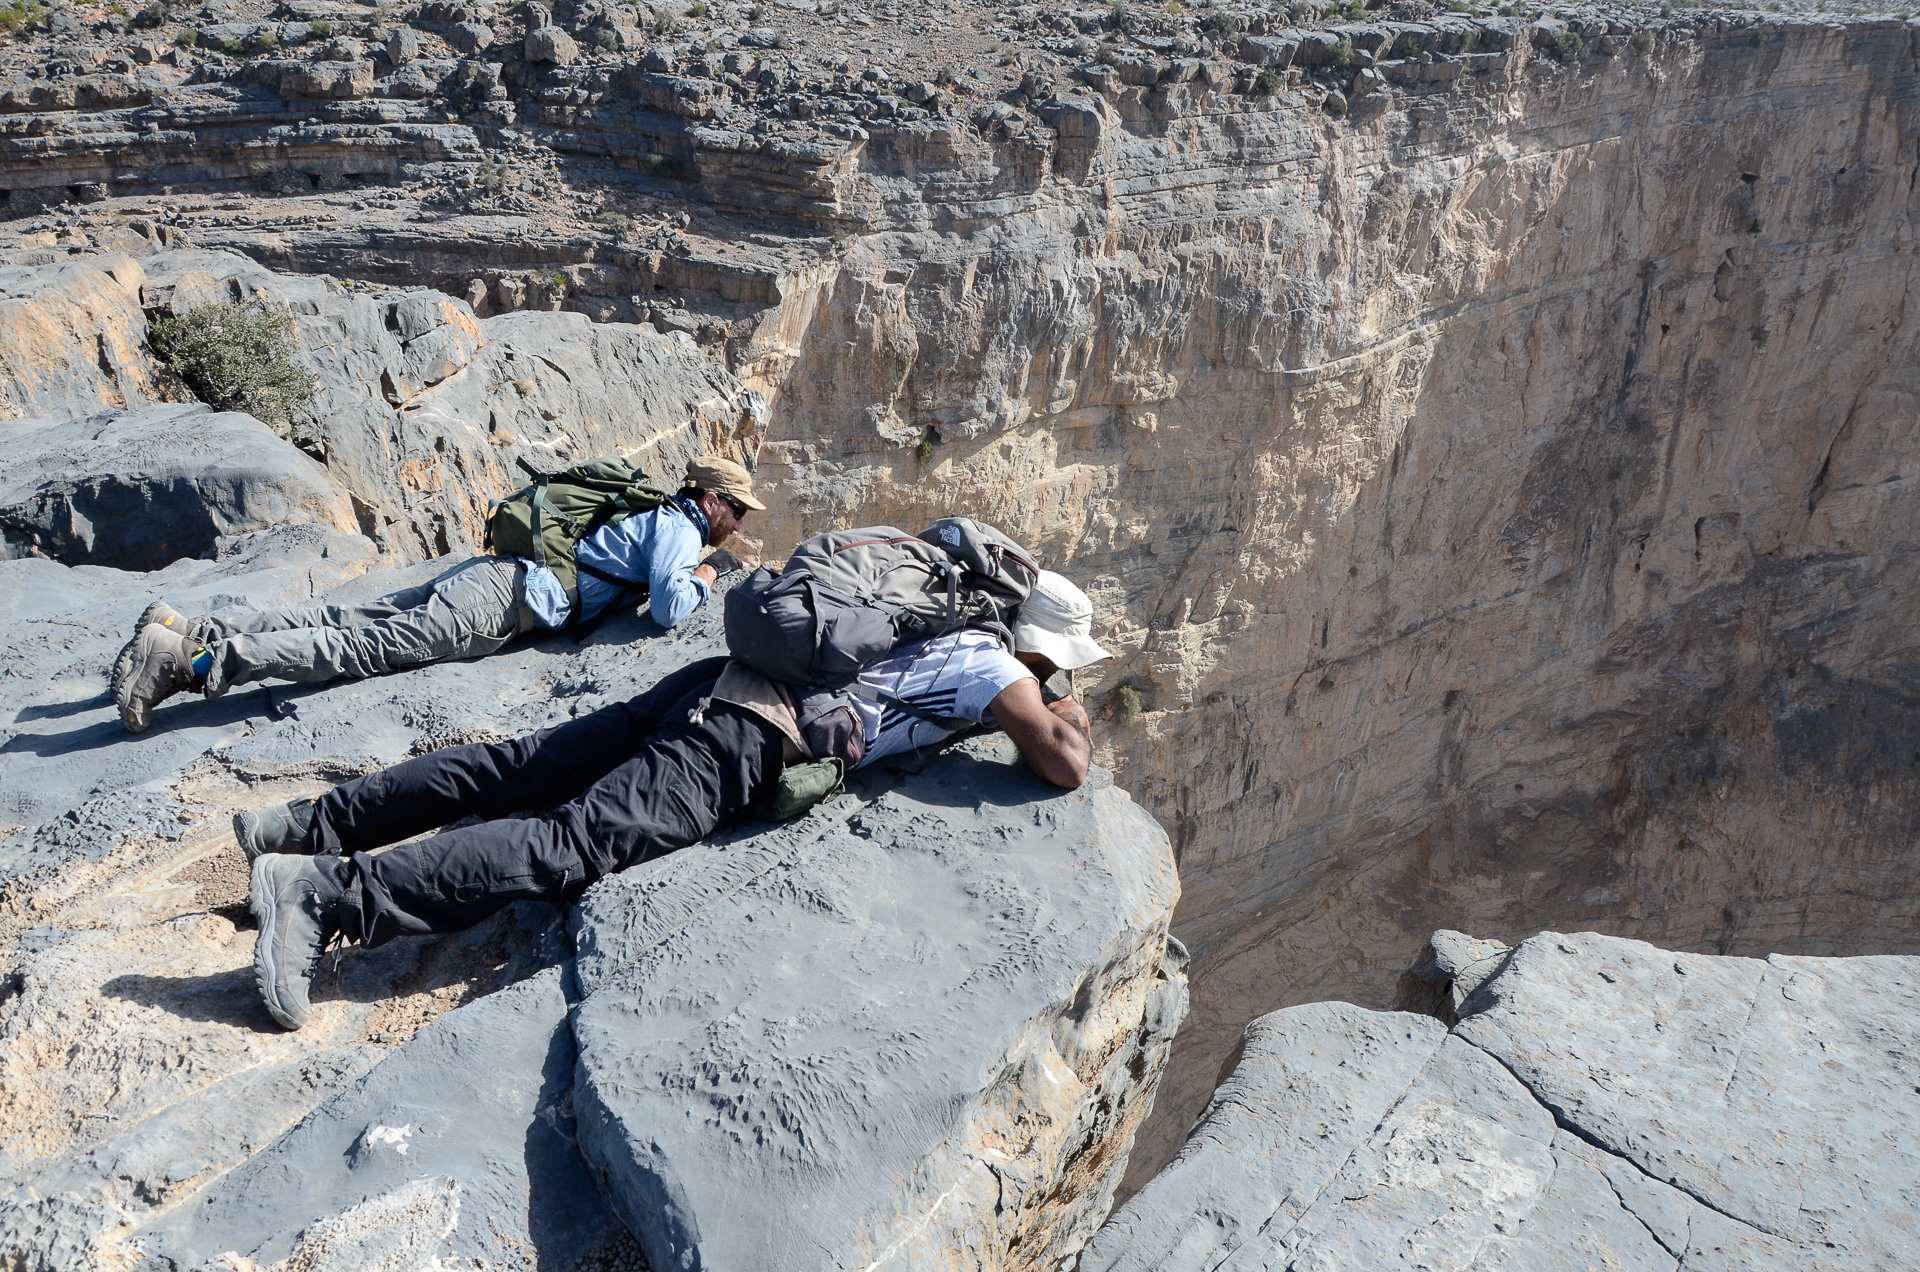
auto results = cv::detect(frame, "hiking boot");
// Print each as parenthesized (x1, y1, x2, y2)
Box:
(234, 797, 319, 863)
(135, 599, 209, 643)
(250, 853, 348, 1031)
(111, 623, 207, 734)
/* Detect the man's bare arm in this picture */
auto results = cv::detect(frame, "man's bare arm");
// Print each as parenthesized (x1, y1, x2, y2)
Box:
(990, 677, 1092, 789)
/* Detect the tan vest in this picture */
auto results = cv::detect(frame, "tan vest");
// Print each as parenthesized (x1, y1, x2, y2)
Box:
(707, 661, 810, 764)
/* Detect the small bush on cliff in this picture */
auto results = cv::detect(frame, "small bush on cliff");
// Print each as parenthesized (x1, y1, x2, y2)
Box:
(1327, 36, 1354, 66)
(0, 0, 44, 33)
(1549, 29, 1583, 60)
(1253, 67, 1281, 94)
(149, 299, 317, 437)
(1199, 10, 1239, 37)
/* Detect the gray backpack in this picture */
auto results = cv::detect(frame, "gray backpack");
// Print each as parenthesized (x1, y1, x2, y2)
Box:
(723, 518, 1041, 760)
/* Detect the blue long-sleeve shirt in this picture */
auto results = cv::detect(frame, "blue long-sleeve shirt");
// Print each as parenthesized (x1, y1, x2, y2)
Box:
(518, 502, 708, 629)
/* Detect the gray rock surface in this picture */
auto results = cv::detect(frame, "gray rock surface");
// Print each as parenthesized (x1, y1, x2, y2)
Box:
(141, 964, 629, 1271)
(0, 404, 360, 569)
(570, 736, 1186, 1272)
(0, 255, 155, 422)
(0, 519, 1185, 1271)
(1084, 929, 1920, 1271)
(135, 248, 756, 564)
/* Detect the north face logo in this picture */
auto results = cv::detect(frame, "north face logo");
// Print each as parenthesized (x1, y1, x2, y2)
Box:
(935, 525, 962, 548)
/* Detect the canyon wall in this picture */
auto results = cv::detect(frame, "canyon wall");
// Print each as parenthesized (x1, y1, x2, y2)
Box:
(5, 6, 1914, 1201)
(746, 22, 1920, 1177)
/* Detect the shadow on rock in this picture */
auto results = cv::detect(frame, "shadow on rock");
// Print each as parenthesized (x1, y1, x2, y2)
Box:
(10, 694, 109, 723)
(101, 963, 274, 1030)
(0, 690, 263, 757)
(856, 740, 1075, 810)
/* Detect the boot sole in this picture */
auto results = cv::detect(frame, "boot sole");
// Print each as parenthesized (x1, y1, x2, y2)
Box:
(134, 599, 171, 632)
(249, 856, 306, 1030)
(110, 632, 147, 734)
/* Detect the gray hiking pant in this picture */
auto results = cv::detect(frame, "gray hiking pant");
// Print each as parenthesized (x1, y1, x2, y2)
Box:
(202, 556, 531, 696)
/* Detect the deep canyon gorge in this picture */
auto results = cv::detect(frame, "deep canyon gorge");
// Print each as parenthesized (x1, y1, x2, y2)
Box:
(1, 0, 1917, 1263)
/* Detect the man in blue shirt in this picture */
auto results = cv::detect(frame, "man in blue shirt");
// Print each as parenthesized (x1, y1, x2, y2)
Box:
(519, 454, 764, 630)
(110, 455, 764, 732)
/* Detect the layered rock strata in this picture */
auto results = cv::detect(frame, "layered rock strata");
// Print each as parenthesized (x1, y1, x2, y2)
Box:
(1084, 929, 1920, 1271)
(4, 1, 1919, 1209)
(743, 15, 1920, 1181)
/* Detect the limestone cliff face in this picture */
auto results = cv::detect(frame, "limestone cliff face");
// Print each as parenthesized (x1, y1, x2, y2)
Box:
(741, 21, 1920, 1178)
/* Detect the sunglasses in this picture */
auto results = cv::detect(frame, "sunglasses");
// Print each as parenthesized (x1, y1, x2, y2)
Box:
(718, 494, 750, 519)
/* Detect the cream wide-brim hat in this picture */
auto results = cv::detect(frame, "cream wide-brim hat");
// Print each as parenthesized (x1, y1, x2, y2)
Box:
(1012, 570, 1111, 671)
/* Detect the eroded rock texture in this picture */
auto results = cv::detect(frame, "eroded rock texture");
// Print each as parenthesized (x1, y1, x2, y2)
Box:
(568, 739, 1185, 1272)
(1084, 929, 1920, 1271)
(737, 20, 1920, 1178)
(0, 531, 1184, 1271)
(0, 404, 360, 569)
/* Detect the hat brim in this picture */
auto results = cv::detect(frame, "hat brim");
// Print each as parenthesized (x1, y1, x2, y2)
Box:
(733, 491, 768, 511)
(1012, 621, 1111, 671)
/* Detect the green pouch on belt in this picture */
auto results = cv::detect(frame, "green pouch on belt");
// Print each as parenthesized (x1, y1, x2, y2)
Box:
(758, 757, 846, 821)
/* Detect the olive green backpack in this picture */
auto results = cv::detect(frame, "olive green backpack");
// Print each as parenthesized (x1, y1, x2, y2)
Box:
(486, 456, 668, 614)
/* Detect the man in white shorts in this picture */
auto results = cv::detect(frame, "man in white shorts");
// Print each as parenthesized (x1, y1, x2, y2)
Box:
(849, 569, 1109, 788)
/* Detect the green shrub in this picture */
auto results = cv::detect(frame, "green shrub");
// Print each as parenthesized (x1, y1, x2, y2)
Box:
(1094, 43, 1120, 65)
(1108, 682, 1142, 724)
(133, 0, 170, 27)
(1199, 9, 1239, 36)
(687, 0, 708, 15)
(1253, 66, 1281, 93)
(0, 0, 44, 32)
(1106, 0, 1133, 30)
(1328, 35, 1354, 65)
(1629, 27, 1652, 50)
(934, 63, 957, 86)
(308, 17, 331, 37)
(149, 299, 316, 436)
(550, 270, 568, 291)
(747, 2, 766, 17)
(1550, 28, 1582, 60)
(474, 158, 514, 192)
(594, 210, 635, 237)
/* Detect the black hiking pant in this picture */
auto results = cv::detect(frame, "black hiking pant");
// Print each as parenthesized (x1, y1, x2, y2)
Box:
(306, 657, 782, 947)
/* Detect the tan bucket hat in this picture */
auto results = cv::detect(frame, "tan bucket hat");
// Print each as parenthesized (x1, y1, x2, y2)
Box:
(684, 455, 767, 511)
(1012, 570, 1111, 671)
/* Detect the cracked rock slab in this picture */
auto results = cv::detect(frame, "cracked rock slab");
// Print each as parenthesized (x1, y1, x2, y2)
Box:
(569, 736, 1186, 1272)
(1084, 930, 1919, 1271)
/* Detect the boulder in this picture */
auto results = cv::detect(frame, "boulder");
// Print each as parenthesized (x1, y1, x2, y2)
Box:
(269, 59, 375, 100)
(526, 25, 581, 65)
(1083, 930, 1920, 1271)
(0, 255, 157, 422)
(448, 20, 494, 53)
(133, 249, 751, 564)
(570, 736, 1187, 1271)
(0, 404, 360, 570)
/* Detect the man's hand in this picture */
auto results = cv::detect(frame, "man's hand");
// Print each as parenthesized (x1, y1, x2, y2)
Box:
(1047, 695, 1091, 735)
(692, 563, 718, 587)
(989, 678, 1091, 789)
(704, 548, 745, 575)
